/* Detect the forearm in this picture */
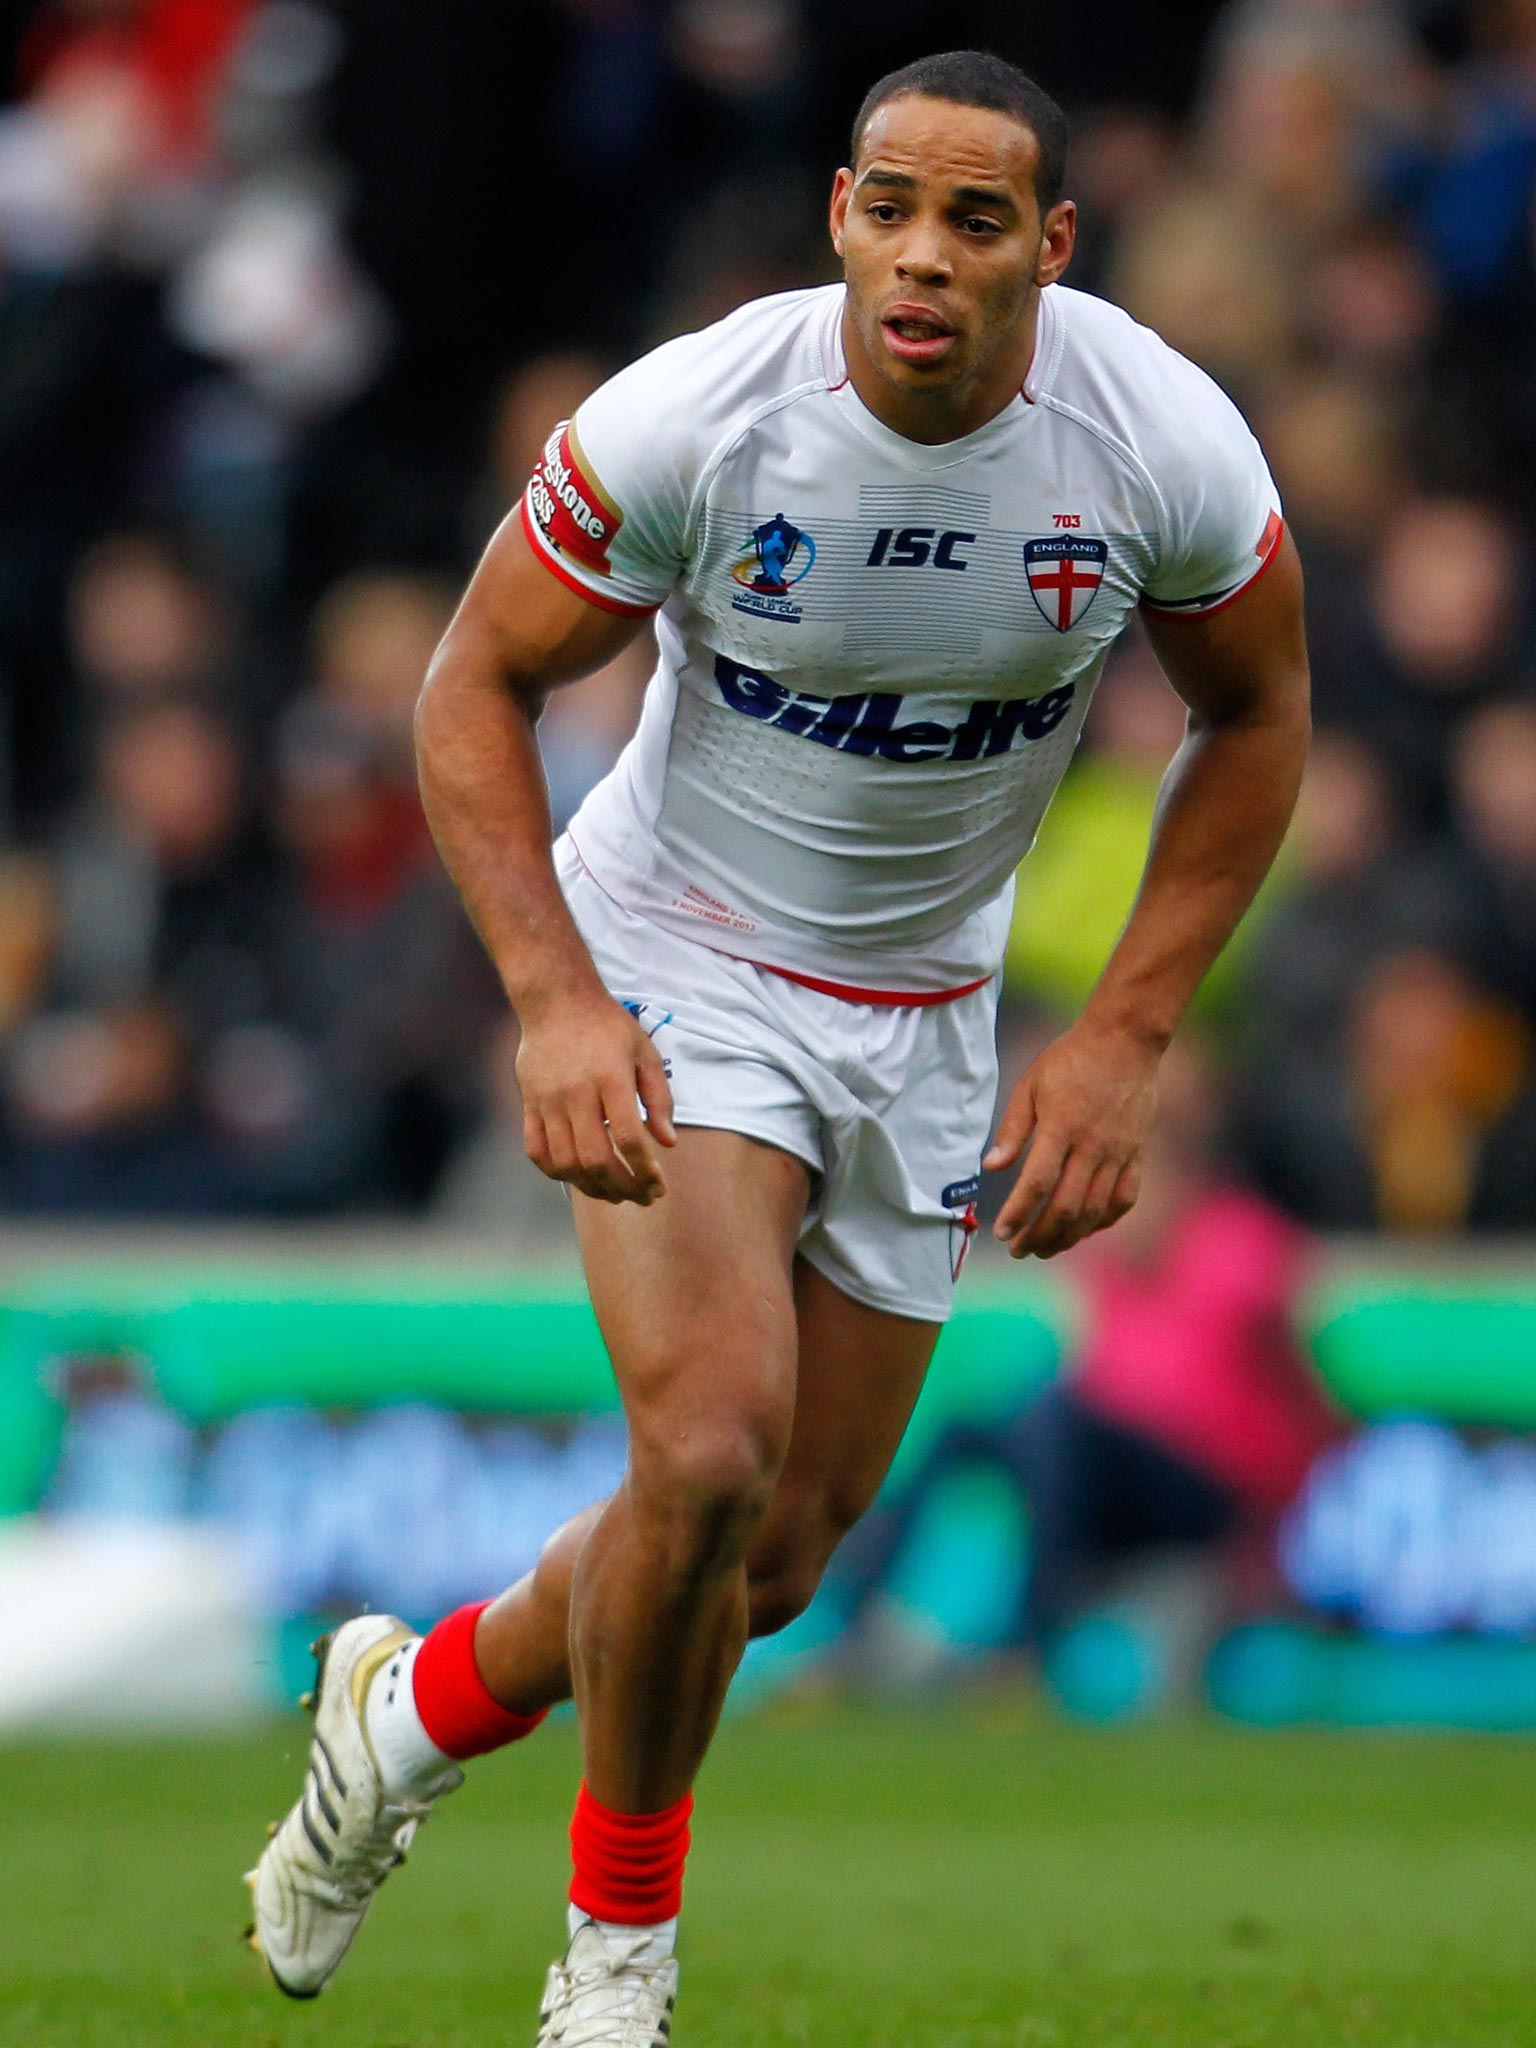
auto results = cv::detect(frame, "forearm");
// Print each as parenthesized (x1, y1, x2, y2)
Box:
(415, 642, 604, 1024)
(1081, 694, 1309, 1049)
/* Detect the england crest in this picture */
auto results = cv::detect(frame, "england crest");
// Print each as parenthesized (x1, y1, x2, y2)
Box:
(1023, 535, 1107, 633)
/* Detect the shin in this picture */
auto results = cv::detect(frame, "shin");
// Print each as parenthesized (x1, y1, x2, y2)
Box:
(571, 1394, 793, 1811)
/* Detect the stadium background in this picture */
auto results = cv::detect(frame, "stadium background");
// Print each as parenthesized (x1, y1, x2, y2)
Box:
(4, 6, 1536, 2044)
(5, 0, 1536, 1706)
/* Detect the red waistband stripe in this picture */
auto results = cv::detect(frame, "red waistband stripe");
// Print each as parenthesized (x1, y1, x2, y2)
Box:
(755, 961, 993, 1007)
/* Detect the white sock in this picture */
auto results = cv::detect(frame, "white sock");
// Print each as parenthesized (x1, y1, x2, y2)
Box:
(365, 1635, 457, 1794)
(568, 1902, 677, 1963)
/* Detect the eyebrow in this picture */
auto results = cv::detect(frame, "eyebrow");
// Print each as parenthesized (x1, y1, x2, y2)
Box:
(857, 168, 1019, 212)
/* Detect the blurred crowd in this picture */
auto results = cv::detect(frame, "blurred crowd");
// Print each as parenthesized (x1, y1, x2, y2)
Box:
(0, 0, 1534, 1235)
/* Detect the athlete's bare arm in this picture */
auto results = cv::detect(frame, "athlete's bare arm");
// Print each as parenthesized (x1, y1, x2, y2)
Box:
(988, 529, 1310, 1259)
(415, 512, 676, 1204)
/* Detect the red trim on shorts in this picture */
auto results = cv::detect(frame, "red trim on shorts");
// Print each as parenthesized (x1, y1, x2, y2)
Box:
(755, 961, 993, 1007)
(1139, 512, 1285, 620)
(519, 494, 660, 618)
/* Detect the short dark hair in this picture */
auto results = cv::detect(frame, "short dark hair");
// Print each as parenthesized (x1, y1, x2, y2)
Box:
(850, 50, 1069, 213)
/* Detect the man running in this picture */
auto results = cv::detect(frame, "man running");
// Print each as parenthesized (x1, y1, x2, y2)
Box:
(245, 48, 1310, 2045)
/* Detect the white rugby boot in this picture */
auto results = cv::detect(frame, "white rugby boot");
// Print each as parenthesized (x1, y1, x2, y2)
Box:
(243, 1614, 463, 1998)
(536, 1921, 680, 2046)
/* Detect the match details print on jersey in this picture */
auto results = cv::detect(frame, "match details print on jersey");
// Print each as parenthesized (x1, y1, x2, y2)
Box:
(521, 282, 1283, 994)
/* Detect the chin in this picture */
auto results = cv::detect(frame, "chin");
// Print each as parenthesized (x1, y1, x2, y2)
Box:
(874, 346, 963, 393)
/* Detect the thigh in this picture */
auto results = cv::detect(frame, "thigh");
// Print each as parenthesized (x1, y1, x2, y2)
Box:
(572, 1127, 813, 1466)
(752, 1257, 941, 1558)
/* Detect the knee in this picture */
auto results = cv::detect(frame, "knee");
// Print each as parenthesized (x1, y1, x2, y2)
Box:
(746, 1488, 867, 1639)
(631, 1415, 789, 1572)
(746, 1557, 824, 1639)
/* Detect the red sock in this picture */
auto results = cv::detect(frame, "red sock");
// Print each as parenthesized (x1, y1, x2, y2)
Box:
(569, 1783, 694, 1925)
(411, 1600, 549, 1759)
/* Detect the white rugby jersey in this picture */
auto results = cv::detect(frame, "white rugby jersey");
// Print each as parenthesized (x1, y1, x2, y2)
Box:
(522, 282, 1282, 997)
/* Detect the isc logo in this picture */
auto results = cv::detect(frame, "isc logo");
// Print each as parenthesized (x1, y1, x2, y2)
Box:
(866, 526, 975, 571)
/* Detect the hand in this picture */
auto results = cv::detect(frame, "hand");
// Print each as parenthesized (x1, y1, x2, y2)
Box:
(516, 993, 677, 1204)
(984, 1021, 1160, 1259)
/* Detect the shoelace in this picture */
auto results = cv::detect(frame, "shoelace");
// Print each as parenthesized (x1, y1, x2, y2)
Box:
(540, 1940, 674, 2047)
(312, 1796, 432, 1910)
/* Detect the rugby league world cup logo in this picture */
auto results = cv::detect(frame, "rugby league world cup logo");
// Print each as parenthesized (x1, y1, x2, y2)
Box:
(730, 511, 817, 622)
(734, 512, 816, 595)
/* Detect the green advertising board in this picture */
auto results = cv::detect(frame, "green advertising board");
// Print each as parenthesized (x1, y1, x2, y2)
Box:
(5, 1241, 1536, 1728)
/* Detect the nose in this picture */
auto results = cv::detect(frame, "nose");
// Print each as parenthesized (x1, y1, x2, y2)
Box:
(895, 228, 952, 288)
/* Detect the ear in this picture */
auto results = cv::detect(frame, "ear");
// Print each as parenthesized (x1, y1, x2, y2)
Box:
(1036, 199, 1076, 287)
(829, 166, 854, 258)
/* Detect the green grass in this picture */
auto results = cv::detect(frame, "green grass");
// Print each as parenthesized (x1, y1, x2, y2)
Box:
(5, 1701, 1535, 2045)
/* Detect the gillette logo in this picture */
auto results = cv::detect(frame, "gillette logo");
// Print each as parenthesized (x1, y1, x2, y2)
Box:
(713, 655, 1076, 763)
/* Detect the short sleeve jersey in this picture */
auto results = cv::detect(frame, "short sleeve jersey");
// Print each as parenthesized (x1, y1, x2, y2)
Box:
(522, 282, 1282, 995)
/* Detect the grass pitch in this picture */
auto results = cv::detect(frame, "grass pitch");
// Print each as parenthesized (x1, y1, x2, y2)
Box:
(4, 1700, 1534, 2047)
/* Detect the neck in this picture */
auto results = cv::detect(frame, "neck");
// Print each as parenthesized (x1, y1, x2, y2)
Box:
(838, 291, 1039, 445)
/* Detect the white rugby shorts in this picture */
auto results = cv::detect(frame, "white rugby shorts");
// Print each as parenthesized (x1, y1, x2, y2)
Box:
(556, 838, 999, 1322)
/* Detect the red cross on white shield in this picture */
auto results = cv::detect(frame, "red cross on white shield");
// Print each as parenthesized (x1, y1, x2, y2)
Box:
(1024, 536, 1108, 632)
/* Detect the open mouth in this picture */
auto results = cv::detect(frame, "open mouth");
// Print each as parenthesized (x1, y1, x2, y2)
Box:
(881, 308, 957, 366)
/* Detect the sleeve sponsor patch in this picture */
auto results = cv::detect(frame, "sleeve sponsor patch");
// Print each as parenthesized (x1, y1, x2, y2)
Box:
(526, 422, 624, 575)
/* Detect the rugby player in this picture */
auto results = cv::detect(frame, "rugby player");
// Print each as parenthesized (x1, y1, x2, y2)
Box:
(245, 49, 1310, 2045)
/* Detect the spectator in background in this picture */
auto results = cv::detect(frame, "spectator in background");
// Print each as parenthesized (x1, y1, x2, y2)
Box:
(1003, 635, 1257, 1026)
(1305, 222, 1439, 379)
(0, 994, 227, 1213)
(1242, 943, 1536, 1231)
(834, 1040, 1337, 1666)
(1258, 372, 1406, 565)
(466, 350, 609, 551)
(1, 3, 1535, 1240)
(1200, 15, 1378, 245)
(46, 692, 274, 1027)
(56, 532, 236, 808)
(262, 686, 496, 1210)
(0, 692, 269, 1216)
(16, 0, 257, 179)
(1109, 179, 1295, 402)
(1382, 0, 1536, 491)
(1348, 949, 1536, 1231)
(0, 850, 51, 1036)
(68, 534, 233, 707)
(1047, 104, 1177, 295)
(1347, 494, 1531, 817)
(1235, 727, 1462, 1063)
(1444, 700, 1536, 1023)
(307, 568, 454, 783)
(1254, 371, 1404, 715)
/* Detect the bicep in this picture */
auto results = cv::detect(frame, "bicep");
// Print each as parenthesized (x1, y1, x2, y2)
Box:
(1141, 528, 1310, 727)
(434, 508, 653, 704)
